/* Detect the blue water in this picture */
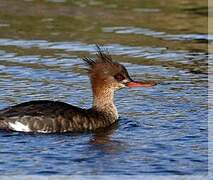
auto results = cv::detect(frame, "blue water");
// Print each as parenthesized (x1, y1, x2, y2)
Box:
(0, 0, 209, 176)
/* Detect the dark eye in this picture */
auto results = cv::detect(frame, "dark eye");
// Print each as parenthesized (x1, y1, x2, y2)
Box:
(114, 74, 125, 81)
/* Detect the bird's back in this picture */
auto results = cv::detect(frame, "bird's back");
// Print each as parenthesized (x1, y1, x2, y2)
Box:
(0, 100, 116, 133)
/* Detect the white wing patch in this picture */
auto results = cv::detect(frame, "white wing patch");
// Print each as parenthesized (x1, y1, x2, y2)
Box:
(8, 121, 31, 132)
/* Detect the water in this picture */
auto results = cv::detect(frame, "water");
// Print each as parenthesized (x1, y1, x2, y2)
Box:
(0, 0, 209, 176)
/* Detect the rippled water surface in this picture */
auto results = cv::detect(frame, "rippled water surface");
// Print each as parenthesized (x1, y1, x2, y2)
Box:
(0, 0, 210, 176)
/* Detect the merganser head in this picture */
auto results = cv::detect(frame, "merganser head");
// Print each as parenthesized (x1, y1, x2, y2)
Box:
(83, 45, 156, 91)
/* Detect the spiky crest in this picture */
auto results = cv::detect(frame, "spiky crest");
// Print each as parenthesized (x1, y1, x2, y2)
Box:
(82, 45, 114, 68)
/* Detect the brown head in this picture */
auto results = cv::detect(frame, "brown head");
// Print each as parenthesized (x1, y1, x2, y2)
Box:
(83, 45, 156, 94)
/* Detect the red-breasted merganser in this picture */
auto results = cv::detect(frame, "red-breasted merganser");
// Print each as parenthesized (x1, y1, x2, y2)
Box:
(0, 46, 156, 133)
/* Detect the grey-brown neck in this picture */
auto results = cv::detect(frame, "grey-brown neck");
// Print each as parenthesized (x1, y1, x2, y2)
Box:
(91, 85, 118, 120)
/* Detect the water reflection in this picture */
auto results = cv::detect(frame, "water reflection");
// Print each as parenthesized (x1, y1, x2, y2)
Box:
(89, 123, 126, 154)
(103, 26, 213, 41)
(0, 38, 209, 74)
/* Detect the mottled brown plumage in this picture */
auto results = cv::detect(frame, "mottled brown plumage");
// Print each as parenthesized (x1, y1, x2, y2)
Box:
(0, 45, 156, 133)
(0, 100, 115, 133)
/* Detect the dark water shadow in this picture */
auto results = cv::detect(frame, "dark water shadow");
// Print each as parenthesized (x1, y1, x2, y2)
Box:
(87, 122, 127, 154)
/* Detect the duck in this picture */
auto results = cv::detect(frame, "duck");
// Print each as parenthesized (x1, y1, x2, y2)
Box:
(0, 45, 156, 133)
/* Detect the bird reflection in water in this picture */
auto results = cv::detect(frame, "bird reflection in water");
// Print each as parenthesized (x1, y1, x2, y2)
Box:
(89, 122, 127, 154)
